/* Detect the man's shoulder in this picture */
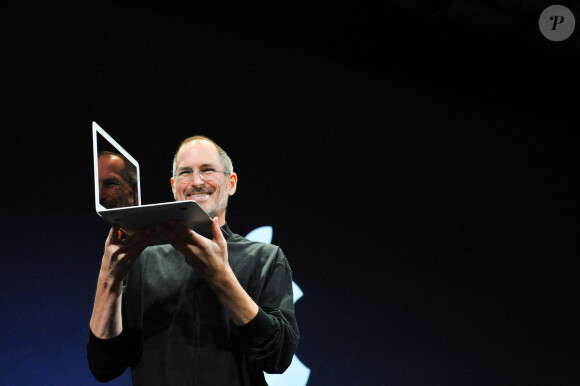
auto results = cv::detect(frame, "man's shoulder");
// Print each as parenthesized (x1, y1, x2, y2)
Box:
(227, 231, 289, 267)
(227, 233, 292, 284)
(228, 231, 281, 253)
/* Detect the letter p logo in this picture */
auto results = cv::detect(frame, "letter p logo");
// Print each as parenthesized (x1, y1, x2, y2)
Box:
(550, 15, 566, 30)
(539, 5, 575, 41)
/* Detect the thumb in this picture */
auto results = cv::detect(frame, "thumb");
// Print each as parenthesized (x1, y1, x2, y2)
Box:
(211, 217, 226, 244)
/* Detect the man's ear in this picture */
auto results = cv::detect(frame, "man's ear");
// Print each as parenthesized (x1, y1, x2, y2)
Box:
(171, 177, 177, 198)
(228, 173, 238, 196)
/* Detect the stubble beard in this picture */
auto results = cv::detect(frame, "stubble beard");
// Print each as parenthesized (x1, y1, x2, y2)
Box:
(188, 181, 229, 219)
(206, 183, 229, 219)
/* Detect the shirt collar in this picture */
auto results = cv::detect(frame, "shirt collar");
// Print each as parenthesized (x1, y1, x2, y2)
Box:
(221, 222, 233, 240)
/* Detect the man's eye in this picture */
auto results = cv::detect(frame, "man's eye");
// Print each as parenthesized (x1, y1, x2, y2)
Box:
(202, 169, 215, 174)
(180, 170, 192, 176)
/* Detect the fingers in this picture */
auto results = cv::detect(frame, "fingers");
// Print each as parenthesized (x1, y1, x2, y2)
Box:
(158, 220, 225, 253)
(162, 221, 204, 244)
(188, 217, 227, 257)
(157, 222, 198, 254)
(211, 217, 227, 247)
(102, 227, 157, 279)
(126, 228, 157, 247)
(106, 225, 122, 245)
(119, 229, 157, 262)
(112, 228, 155, 253)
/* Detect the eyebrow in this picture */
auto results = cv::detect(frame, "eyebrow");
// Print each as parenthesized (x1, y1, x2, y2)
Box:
(103, 177, 123, 185)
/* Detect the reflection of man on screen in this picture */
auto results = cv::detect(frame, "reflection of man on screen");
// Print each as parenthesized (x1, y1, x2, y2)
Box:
(98, 151, 138, 208)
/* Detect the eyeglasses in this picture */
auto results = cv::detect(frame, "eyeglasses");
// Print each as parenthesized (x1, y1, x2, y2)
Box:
(174, 169, 228, 184)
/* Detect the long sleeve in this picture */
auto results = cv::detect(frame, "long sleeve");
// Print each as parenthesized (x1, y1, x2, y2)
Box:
(87, 330, 130, 382)
(87, 291, 142, 382)
(235, 247, 300, 374)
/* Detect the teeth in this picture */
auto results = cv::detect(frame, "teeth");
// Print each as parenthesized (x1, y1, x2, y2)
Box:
(187, 192, 210, 199)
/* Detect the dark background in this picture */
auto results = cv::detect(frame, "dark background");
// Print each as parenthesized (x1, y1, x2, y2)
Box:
(2, 0, 578, 384)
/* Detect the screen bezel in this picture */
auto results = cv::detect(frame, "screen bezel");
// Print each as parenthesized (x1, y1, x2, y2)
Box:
(92, 122, 142, 212)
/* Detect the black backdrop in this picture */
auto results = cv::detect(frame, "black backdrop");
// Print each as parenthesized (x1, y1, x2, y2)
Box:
(2, 1, 579, 384)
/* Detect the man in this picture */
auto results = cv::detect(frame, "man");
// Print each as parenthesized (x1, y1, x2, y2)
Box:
(98, 151, 138, 209)
(87, 136, 299, 385)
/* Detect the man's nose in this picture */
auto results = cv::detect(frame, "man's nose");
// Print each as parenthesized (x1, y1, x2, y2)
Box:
(189, 170, 205, 185)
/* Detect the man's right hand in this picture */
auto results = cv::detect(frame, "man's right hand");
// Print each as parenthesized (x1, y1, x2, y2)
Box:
(100, 225, 157, 284)
(90, 226, 157, 339)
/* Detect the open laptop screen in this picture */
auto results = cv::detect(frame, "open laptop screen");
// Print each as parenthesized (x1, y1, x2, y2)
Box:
(92, 122, 142, 212)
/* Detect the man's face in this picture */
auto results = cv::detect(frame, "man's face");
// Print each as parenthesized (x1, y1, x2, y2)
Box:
(98, 155, 137, 209)
(171, 140, 237, 224)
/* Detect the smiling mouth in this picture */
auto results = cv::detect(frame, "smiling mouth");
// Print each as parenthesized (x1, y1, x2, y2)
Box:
(185, 191, 212, 201)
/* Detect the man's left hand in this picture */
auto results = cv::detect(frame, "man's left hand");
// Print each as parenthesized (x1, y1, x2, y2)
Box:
(158, 217, 229, 280)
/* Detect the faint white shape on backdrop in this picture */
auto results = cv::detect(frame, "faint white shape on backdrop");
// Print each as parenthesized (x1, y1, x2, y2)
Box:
(244, 226, 311, 386)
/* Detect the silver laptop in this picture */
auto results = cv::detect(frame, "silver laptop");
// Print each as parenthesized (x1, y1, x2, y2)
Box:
(92, 121, 213, 239)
